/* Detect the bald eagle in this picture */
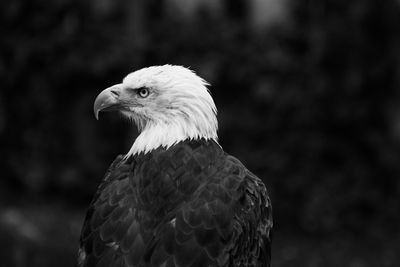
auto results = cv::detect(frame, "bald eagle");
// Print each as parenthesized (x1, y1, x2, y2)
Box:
(79, 65, 273, 267)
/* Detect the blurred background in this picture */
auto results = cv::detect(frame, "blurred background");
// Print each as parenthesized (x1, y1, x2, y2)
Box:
(1, 0, 400, 266)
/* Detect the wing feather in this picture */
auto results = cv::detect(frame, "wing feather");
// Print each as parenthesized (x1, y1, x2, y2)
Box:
(79, 141, 272, 267)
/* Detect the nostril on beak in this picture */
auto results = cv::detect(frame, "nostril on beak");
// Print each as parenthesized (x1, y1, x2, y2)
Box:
(110, 89, 120, 98)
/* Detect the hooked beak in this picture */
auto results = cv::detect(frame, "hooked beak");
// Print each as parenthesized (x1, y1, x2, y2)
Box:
(93, 85, 123, 120)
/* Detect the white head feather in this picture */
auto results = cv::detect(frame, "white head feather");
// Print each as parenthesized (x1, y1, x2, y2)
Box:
(120, 65, 218, 156)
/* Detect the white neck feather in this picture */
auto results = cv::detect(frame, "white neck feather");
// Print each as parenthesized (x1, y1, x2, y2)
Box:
(126, 119, 218, 157)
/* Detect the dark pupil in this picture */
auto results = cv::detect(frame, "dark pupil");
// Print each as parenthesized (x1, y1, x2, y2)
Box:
(140, 89, 147, 96)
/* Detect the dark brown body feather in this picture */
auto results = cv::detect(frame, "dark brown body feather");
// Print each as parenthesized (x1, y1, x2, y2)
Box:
(79, 139, 272, 267)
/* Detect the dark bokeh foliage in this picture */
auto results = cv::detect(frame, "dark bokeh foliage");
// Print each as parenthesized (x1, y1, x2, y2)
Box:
(1, 0, 400, 266)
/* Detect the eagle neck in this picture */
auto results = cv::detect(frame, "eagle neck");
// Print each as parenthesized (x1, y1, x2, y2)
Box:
(126, 119, 218, 157)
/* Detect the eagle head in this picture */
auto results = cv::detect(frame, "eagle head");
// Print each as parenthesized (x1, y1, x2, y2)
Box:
(94, 65, 218, 156)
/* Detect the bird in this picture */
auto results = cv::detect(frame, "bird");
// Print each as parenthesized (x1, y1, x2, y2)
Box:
(78, 65, 273, 267)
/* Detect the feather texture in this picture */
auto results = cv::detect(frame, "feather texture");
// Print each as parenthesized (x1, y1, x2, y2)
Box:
(79, 139, 272, 267)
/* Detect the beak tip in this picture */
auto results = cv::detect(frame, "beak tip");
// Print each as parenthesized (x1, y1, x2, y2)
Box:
(93, 85, 122, 120)
(93, 105, 100, 120)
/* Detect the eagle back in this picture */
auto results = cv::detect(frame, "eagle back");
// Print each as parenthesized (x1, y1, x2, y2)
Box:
(79, 139, 272, 267)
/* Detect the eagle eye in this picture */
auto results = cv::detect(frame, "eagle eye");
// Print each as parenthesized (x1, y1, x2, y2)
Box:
(137, 87, 149, 98)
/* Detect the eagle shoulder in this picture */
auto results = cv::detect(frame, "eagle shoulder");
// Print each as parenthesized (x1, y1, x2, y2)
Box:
(79, 141, 272, 267)
(78, 155, 142, 267)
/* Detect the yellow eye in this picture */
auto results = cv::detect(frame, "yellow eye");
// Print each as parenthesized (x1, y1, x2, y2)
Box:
(138, 88, 149, 98)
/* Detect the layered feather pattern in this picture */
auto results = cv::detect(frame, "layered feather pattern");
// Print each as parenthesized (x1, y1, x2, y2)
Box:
(79, 139, 272, 267)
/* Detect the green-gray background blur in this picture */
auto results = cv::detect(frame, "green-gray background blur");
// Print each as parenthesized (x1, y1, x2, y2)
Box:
(1, 0, 400, 266)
